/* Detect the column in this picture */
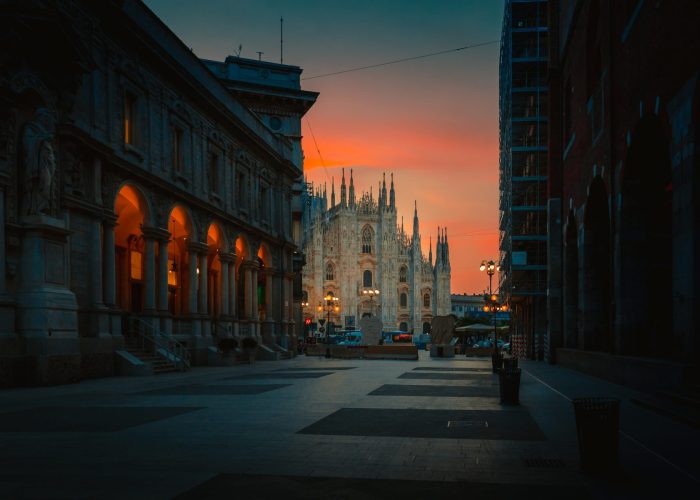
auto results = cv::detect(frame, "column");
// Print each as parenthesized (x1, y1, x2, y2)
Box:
(198, 251, 208, 315)
(187, 242, 199, 314)
(229, 260, 236, 318)
(88, 219, 104, 307)
(251, 264, 259, 320)
(265, 271, 274, 321)
(102, 218, 116, 307)
(0, 187, 6, 295)
(157, 236, 169, 312)
(143, 234, 156, 312)
(220, 255, 230, 316)
(244, 265, 252, 320)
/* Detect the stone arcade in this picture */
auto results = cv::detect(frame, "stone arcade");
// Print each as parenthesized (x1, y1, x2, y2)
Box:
(0, 0, 317, 386)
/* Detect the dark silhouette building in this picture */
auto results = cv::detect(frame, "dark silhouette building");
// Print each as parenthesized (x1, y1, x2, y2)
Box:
(546, 0, 700, 387)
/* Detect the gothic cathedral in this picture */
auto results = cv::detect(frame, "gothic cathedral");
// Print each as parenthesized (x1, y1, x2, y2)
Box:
(301, 169, 451, 334)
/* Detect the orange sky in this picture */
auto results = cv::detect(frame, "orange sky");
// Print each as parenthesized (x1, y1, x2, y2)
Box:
(145, 0, 504, 293)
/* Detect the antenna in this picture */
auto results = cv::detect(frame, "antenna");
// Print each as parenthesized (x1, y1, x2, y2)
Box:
(256, 51, 264, 61)
(280, 17, 284, 64)
(234, 44, 242, 57)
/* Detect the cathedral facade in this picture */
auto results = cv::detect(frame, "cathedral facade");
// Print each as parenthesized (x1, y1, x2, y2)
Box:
(301, 170, 451, 334)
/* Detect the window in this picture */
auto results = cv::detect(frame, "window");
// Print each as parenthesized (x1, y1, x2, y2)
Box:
(400, 292, 407, 308)
(209, 151, 219, 195)
(399, 266, 407, 283)
(260, 185, 270, 222)
(124, 91, 137, 146)
(423, 293, 430, 308)
(325, 263, 334, 281)
(361, 226, 373, 254)
(236, 171, 247, 211)
(363, 270, 372, 287)
(173, 127, 183, 173)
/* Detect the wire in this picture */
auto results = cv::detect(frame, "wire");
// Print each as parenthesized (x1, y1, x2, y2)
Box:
(305, 117, 331, 184)
(302, 39, 499, 81)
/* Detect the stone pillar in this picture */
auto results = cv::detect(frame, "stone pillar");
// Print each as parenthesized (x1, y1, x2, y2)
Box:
(157, 233, 172, 335)
(187, 242, 199, 316)
(244, 264, 253, 320)
(198, 251, 208, 316)
(88, 218, 104, 308)
(102, 217, 116, 307)
(0, 184, 15, 336)
(142, 232, 156, 313)
(229, 260, 236, 318)
(265, 272, 274, 321)
(251, 264, 259, 321)
(220, 256, 230, 316)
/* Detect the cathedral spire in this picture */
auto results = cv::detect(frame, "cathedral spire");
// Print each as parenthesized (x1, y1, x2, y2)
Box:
(331, 176, 335, 208)
(389, 173, 395, 211)
(349, 168, 356, 209)
(340, 168, 347, 207)
(381, 172, 387, 210)
(412, 201, 419, 239)
(444, 227, 451, 271)
(436, 226, 442, 267)
(429, 235, 433, 265)
(323, 182, 327, 211)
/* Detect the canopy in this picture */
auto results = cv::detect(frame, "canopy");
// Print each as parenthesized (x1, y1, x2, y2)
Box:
(455, 324, 510, 333)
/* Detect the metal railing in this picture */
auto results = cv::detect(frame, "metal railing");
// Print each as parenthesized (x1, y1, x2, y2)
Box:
(127, 316, 191, 371)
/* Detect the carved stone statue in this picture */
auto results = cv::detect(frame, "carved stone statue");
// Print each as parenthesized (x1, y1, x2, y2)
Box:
(21, 108, 56, 216)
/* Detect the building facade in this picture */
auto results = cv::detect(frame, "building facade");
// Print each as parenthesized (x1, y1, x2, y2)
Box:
(0, 0, 317, 386)
(301, 171, 451, 334)
(499, 0, 549, 360)
(546, 0, 700, 377)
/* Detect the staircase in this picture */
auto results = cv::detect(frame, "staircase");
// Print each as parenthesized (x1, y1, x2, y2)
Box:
(123, 316, 191, 374)
(124, 337, 179, 374)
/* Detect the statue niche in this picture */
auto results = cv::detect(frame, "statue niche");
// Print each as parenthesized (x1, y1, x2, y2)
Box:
(21, 108, 57, 217)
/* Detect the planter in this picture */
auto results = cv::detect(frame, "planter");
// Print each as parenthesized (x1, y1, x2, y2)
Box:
(572, 397, 620, 474)
(240, 337, 259, 364)
(491, 351, 503, 373)
(498, 367, 521, 405)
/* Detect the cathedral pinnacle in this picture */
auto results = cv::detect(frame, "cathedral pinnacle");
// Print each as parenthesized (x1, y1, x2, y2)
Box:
(349, 168, 355, 209)
(412, 200, 419, 238)
(390, 172, 395, 211)
(331, 177, 335, 208)
(340, 168, 347, 207)
(381, 172, 387, 209)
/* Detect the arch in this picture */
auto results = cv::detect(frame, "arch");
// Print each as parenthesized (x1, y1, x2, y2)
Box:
(362, 269, 373, 288)
(399, 266, 407, 283)
(581, 177, 611, 352)
(620, 115, 673, 357)
(325, 262, 335, 281)
(113, 183, 149, 312)
(166, 204, 194, 316)
(361, 225, 373, 254)
(234, 234, 251, 317)
(400, 292, 407, 308)
(422, 322, 431, 334)
(235, 233, 251, 262)
(206, 222, 226, 317)
(563, 210, 579, 348)
(257, 241, 272, 267)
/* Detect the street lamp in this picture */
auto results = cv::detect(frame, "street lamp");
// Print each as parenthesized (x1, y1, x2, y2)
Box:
(319, 291, 340, 358)
(480, 259, 503, 372)
(361, 288, 380, 317)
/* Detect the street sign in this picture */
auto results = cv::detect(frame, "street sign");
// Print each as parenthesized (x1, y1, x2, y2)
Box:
(319, 327, 325, 333)
(318, 319, 326, 326)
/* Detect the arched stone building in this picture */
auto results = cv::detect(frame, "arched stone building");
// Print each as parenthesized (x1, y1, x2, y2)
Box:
(0, 1, 317, 386)
(301, 171, 451, 334)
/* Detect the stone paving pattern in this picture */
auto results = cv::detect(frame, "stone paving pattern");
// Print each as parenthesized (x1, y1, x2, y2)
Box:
(0, 352, 698, 499)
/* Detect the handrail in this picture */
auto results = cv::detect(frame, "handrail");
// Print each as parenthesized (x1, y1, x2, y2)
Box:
(128, 316, 191, 371)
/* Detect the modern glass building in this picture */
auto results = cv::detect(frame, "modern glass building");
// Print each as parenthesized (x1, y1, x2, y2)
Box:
(499, 0, 548, 359)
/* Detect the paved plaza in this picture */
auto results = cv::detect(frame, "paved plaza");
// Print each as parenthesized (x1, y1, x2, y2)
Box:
(0, 352, 698, 499)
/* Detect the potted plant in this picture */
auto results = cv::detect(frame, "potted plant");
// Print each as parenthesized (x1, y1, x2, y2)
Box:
(241, 337, 258, 364)
(218, 338, 238, 357)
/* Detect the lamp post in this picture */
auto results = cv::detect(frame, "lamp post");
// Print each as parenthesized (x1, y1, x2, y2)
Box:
(362, 288, 380, 317)
(318, 291, 340, 358)
(480, 260, 503, 372)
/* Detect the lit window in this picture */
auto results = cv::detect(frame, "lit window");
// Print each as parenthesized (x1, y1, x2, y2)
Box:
(124, 91, 137, 146)
(130, 251, 142, 280)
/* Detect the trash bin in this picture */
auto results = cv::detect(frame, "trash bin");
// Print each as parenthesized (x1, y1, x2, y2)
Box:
(499, 367, 521, 405)
(572, 397, 620, 473)
(491, 352, 503, 373)
(503, 357, 518, 370)
(437, 346, 444, 357)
